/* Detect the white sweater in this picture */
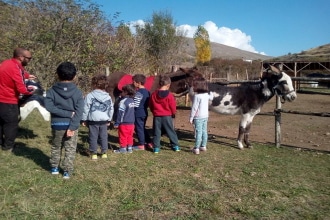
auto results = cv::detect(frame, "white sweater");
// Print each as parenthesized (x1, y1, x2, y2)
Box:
(189, 93, 213, 122)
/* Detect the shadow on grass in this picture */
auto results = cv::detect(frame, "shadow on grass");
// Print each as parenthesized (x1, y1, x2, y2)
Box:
(13, 142, 50, 171)
(14, 127, 50, 171)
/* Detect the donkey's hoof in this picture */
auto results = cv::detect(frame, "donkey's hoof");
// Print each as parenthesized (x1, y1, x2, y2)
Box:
(237, 141, 244, 150)
(245, 145, 253, 149)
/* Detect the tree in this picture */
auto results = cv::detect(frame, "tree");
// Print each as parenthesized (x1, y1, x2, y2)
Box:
(0, 0, 118, 91)
(106, 23, 149, 74)
(136, 10, 186, 73)
(194, 25, 211, 65)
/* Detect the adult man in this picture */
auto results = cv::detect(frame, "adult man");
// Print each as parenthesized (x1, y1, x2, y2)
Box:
(0, 48, 35, 151)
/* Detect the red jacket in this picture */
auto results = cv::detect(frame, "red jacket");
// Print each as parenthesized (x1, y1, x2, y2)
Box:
(149, 90, 176, 116)
(0, 58, 32, 104)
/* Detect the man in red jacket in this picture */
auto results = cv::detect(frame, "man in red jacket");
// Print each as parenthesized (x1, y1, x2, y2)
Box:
(0, 47, 35, 151)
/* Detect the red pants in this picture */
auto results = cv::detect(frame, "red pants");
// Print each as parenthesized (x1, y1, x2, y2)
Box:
(118, 124, 134, 147)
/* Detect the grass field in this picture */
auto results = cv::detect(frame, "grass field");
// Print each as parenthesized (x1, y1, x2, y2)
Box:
(0, 110, 329, 219)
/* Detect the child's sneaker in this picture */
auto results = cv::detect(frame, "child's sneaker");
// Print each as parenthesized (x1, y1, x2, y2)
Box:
(127, 147, 133, 153)
(172, 146, 180, 152)
(63, 171, 70, 179)
(101, 153, 107, 159)
(192, 148, 200, 155)
(153, 148, 160, 154)
(133, 145, 145, 150)
(51, 167, 59, 175)
(146, 143, 153, 150)
(91, 154, 98, 160)
(114, 148, 127, 154)
(200, 147, 207, 152)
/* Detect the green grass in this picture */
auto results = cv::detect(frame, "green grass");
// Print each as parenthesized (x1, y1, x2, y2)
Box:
(0, 110, 329, 219)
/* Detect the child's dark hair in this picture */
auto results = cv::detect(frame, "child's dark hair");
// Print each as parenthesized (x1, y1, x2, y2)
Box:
(159, 75, 171, 87)
(132, 74, 146, 85)
(92, 74, 108, 90)
(122, 84, 136, 98)
(193, 78, 209, 93)
(56, 62, 77, 81)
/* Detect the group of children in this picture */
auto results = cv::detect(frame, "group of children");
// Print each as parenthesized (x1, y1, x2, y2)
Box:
(45, 62, 212, 179)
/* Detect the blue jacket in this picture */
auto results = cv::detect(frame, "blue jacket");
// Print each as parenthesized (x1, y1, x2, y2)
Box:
(45, 82, 84, 130)
(134, 88, 150, 118)
(115, 97, 135, 126)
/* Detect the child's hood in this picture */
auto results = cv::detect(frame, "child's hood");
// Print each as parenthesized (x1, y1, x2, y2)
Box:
(52, 82, 78, 99)
(90, 89, 110, 103)
(156, 90, 170, 99)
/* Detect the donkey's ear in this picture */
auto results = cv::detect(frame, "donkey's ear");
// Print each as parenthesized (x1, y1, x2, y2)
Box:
(270, 65, 281, 74)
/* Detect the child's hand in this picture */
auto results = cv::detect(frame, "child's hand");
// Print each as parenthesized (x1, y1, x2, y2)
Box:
(66, 130, 75, 137)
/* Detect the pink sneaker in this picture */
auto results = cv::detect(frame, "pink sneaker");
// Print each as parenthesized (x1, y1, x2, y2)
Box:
(133, 145, 145, 150)
(146, 143, 153, 150)
(192, 148, 200, 155)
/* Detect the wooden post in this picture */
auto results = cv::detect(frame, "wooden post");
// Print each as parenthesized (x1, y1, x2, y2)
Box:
(275, 96, 282, 147)
(185, 93, 189, 107)
(105, 66, 110, 76)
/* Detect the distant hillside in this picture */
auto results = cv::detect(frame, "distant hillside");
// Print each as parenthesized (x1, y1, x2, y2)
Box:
(181, 38, 272, 63)
(265, 44, 330, 62)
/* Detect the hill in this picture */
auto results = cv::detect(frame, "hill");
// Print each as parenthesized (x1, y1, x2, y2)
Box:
(265, 43, 330, 62)
(181, 38, 272, 62)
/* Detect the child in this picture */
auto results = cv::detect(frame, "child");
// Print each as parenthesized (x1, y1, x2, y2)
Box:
(132, 74, 152, 150)
(81, 74, 114, 160)
(189, 78, 213, 154)
(45, 62, 84, 179)
(113, 84, 136, 154)
(149, 75, 180, 153)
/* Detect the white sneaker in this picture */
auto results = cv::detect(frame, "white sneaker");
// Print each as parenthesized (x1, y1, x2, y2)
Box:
(200, 147, 207, 152)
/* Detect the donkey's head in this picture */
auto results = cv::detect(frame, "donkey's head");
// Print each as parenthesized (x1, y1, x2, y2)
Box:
(262, 64, 297, 102)
(152, 67, 203, 96)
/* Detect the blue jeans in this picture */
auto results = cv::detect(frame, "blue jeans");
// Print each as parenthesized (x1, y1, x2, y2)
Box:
(135, 116, 151, 145)
(193, 118, 208, 148)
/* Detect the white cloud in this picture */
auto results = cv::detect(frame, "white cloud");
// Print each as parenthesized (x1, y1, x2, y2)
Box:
(179, 21, 266, 55)
(128, 20, 266, 55)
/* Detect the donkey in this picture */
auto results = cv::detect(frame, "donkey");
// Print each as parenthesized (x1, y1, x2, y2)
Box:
(188, 64, 297, 149)
(104, 67, 198, 121)
(105, 67, 198, 100)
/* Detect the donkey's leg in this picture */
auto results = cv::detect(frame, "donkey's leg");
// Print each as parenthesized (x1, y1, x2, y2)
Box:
(242, 110, 259, 148)
(238, 112, 258, 149)
(243, 122, 252, 148)
(237, 125, 245, 149)
(238, 114, 249, 149)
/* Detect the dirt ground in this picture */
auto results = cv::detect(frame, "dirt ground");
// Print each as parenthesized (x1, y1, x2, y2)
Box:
(147, 93, 330, 152)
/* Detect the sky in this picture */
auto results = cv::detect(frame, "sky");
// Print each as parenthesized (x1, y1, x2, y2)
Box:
(92, 0, 330, 57)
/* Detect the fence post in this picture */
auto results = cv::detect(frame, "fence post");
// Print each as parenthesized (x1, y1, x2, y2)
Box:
(105, 66, 110, 76)
(275, 96, 282, 147)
